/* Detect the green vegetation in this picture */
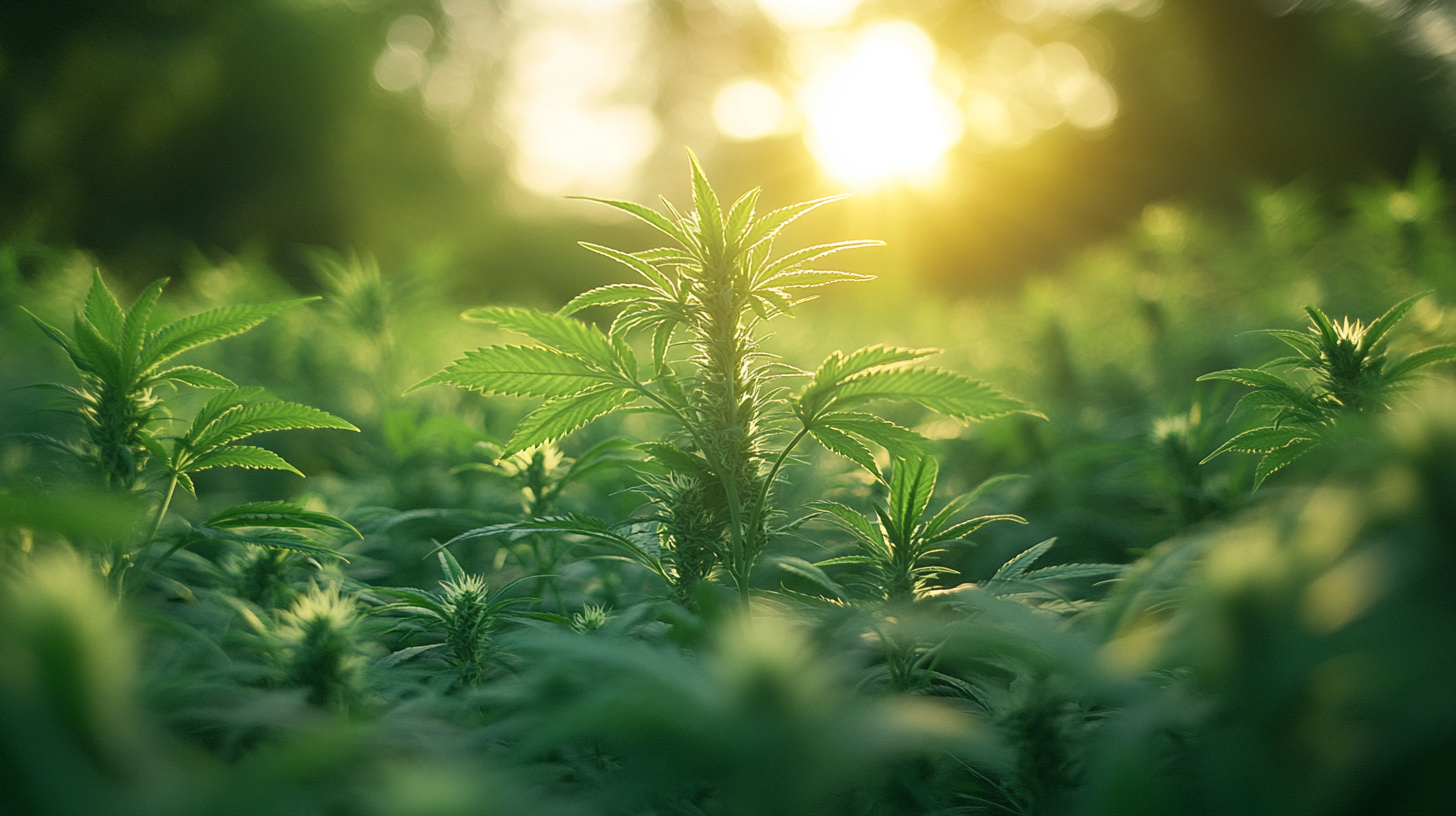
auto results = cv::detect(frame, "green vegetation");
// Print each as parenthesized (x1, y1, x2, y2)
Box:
(2, 160, 1454, 816)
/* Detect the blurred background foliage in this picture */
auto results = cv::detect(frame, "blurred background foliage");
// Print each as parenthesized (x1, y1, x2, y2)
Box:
(1, 0, 1453, 300)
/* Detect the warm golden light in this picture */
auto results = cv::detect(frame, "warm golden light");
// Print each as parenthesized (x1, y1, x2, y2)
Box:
(800, 22, 962, 188)
(713, 79, 786, 141)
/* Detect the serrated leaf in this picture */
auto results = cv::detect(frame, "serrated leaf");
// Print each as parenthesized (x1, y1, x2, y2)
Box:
(84, 270, 126, 341)
(449, 514, 666, 580)
(1253, 438, 1317, 488)
(189, 398, 356, 452)
(1384, 343, 1456, 383)
(1196, 367, 1294, 389)
(208, 526, 347, 560)
(992, 538, 1057, 581)
(812, 345, 939, 390)
(463, 306, 617, 369)
(438, 547, 467, 584)
(927, 514, 1027, 544)
(141, 298, 315, 369)
(560, 284, 658, 316)
(206, 501, 360, 536)
(1023, 563, 1125, 582)
(154, 365, 236, 389)
(120, 279, 167, 361)
(570, 196, 692, 248)
(579, 242, 677, 293)
(725, 187, 760, 243)
(740, 195, 849, 256)
(753, 240, 883, 285)
(832, 366, 1030, 422)
(810, 424, 879, 475)
(757, 269, 874, 290)
(502, 385, 637, 457)
(406, 345, 608, 397)
(889, 452, 937, 542)
(639, 442, 715, 479)
(189, 445, 301, 475)
(808, 500, 885, 551)
(1361, 292, 1426, 353)
(687, 149, 724, 258)
(819, 412, 927, 460)
(1200, 425, 1313, 464)
(24, 309, 88, 371)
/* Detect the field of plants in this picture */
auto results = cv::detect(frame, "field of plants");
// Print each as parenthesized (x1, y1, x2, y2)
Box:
(2, 150, 1453, 815)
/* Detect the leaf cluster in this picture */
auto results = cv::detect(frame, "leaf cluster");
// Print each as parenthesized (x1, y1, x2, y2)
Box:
(1199, 293, 1456, 486)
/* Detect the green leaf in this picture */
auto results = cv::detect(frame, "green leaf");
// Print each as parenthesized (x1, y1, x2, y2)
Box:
(809, 424, 879, 475)
(438, 547, 468, 584)
(992, 538, 1057, 581)
(570, 196, 692, 248)
(502, 385, 638, 457)
(206, 501, 360, 537)
(406, 345, 609, 397)
(757, 269, 874, 290)
(639, 442, 715, 479)
(376, 643, 445, 669)
(189, 397, 357, 451)
(740, 195, 849, 256)
(153, 365, 236, 389)
(1304, 305, 1340, 348)
(1196, 367, 1294, 389)
(1361, 292, 1427, 354)
(84, 270, 126, 341)
(579, 242, 677, 293)
(926, 514, 1026, 544)
(206, 526, 347, 560)
(189, 445, 301, 475)
(1023, 563, 1125, 582)
(464, 307, 617, 369)
(1200, 425, 1313, 464)
(725, 187, 761, 243)
(818, 412, 927, 460)
(1384, 343, 1456, 383)
(808, 500, 885, 551)
(814, 345, 939, 388)
(889, 452, 938, 542)
(120, 279, 167, 361)
(449, 514, 666, 581)
(832, 366, 1030, 422)
(1253, 438, 1318, 488)
(754, 240, 883, 284)
(141, 298, 316, 369)
(24, 309, 88, 372)
(560, 284, 658, 316)
(764, 555, 847, 601)
(687, 148, 724, 258)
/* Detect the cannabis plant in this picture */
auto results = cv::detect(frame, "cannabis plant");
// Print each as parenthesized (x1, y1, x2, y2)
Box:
(812, 452, 1026, 605)
(1199, 293, 1455, 486)
(371, 549, 550, 686)
(20, 272, 358, 590)
(412, 153, 1032, 605)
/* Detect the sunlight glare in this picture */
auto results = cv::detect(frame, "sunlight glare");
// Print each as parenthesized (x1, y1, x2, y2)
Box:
(713, 80, 786, 141)
(800, 22, 962, 188)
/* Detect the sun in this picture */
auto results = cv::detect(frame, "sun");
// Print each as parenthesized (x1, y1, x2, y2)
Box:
(799, 22, 963, 189)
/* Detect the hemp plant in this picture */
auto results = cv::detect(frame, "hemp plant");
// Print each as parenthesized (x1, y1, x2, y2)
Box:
(21, 272, 358, 591)
(1199, 293, 1455, 486)
(412, 153, 1032, 606)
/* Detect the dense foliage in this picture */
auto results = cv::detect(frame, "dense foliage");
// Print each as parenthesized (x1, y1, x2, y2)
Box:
(2, 160, 1454, 816)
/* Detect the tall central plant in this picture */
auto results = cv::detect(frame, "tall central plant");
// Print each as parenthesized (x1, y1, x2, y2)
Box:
(412, 154, 1032, 605)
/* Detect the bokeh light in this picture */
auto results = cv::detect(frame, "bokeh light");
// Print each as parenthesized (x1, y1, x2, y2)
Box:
(755, 0, 866, 31)
(502, 0, 659, 198)
(713, 80, 787, 141)
(800, 22, 963, 188)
